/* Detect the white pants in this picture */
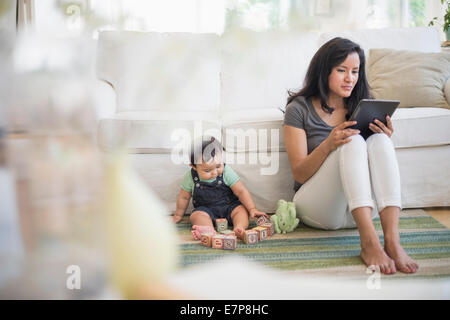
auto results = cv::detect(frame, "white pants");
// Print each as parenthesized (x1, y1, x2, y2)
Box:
(293, 134, 402, 230)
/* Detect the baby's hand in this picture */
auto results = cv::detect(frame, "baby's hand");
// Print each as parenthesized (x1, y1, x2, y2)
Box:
(172, 214, 183, 224)
(249, 208, 269, 219)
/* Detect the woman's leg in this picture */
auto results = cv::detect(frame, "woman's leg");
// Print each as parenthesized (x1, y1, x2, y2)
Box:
(293, 149, 349, 230)
(340, 134, 395, 274)
(293, 135, 396, 274)
(379, 207, 419, 273)
(366, 134, 419, 273)
(366, 134, 402, 211)
(293, 135, 377, 230)
(352, 207, 396, 274)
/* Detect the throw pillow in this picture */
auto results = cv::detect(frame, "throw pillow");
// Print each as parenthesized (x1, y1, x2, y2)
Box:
(368, 49, 450, 109)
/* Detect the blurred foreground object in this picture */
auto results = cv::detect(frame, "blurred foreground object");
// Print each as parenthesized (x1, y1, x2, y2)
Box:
(0, 32, 108, 299)
(103, 152, 180, 299)
(0, 24, 185, 298)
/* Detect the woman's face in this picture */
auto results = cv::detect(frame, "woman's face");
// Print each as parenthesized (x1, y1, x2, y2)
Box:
(328, 51, 360, 99)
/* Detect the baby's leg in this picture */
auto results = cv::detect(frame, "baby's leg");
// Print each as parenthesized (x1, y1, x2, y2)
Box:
(190, 210, 216, 240)
(230, 205, 249, 239)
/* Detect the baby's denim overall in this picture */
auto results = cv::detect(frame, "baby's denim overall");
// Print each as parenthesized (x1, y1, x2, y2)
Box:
(191, 164, 242, 227)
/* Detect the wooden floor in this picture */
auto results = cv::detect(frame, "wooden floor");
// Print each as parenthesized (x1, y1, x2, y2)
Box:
(425, 207, 450, 228)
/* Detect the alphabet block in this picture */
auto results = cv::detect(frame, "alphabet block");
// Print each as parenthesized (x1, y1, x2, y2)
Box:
(223, 235, 237, 250)
(212, 234, 225, 249)
(253, 226, 268, 241)
(256, 215, 271, 226)
(260, 223, 275, 236)
(220, 229, 235, 236)
(216, 219, 228, 232)
(243, 230, 258, 244)
(200, 233, 214, 247)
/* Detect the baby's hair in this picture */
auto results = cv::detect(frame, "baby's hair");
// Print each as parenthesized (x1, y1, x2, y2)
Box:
(190, 136, 225, 166)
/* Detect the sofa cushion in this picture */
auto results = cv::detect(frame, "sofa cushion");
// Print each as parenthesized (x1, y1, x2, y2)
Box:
(221, 108, 284, 152)
(98, 111, 221, 154)
(220, 30, 319, 112)
(97, 31, 221, 113)
(368, 49, 450, 109)
(391, 107, 450, 148)
(445, 78, 450, 105)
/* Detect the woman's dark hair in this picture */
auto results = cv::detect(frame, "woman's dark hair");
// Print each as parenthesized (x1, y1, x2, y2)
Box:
(286, 37, 371, 117)
(190, 136, 224, 166)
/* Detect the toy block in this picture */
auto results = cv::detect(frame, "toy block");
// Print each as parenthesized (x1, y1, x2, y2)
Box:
(212, 234, 225, 249)
(260, 223, 275, 236)
(256, 215, 271, 226)
(243, 230, 258, 244)
(216, 219, 228, 232)
(200, 233, 214, 247)
(220, 229, 235, 236)
(252, 226, 268, 241)
(223, 235, 237, 250)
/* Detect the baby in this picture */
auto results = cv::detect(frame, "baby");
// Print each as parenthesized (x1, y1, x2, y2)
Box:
(172, 136, 268, 239)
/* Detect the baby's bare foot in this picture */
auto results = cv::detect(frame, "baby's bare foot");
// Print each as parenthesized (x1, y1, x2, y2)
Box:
(385, 241, 419, 274)
(191, 225, 216, 240)
(233, 227, 245, 240)
(360, 242, 396, 275)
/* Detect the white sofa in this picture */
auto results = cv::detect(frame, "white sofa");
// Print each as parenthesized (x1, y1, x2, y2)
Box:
(95, 27, 450, 213)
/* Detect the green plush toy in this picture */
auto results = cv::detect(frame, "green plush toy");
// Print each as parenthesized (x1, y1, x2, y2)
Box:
(270, 199, 300, 234)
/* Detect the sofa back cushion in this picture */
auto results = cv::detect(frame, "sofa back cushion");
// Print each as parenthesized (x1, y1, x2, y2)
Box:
(220, 30, 319, 112)
(319, 27, 441, 60)
(369, 49, 450, 109)
(96, 31, 221, 113)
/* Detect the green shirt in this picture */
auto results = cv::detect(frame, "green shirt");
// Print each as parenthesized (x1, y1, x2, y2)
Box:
(181, 165, 240, 193)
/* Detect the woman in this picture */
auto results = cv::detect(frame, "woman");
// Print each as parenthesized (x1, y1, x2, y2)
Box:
(283, 37, 418, 275)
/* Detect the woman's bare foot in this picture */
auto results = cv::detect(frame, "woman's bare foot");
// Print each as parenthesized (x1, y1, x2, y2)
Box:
(360, 242, 396, 275)
(384, 240, 419, 274)
(233, 226, 245, 240)
(191, 225, 216, 240)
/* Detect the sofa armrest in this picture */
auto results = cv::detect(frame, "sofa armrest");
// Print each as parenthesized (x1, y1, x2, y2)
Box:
(92, 79, 117, 121)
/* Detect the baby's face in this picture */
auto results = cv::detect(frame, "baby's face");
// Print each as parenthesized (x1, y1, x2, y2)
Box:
(192, 155, 224, 180)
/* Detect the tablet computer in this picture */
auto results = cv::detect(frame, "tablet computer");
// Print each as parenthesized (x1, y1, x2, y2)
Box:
(349, 99, 400, 139)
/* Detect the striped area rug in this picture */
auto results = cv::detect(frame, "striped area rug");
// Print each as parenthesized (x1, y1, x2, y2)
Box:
(176, 209, 450, 280)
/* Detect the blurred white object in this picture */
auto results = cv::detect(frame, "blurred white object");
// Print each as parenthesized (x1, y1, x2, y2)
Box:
(0, 166, 24, 287)
(0, 31, 110, 298)
(169, 256, 450, 300)
(103, 152, 179, 298)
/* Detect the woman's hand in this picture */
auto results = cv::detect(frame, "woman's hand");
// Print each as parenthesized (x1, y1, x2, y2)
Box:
(325, 121, 360, 152)
(369, 116, 394, 137)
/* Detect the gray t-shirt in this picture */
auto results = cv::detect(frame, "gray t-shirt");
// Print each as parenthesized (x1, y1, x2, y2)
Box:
(283, 96, 333, 191)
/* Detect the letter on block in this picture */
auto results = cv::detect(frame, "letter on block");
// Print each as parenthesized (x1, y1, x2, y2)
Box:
(212, 234, 225, 249)
(216, 218, 228, 232)
(200, 233, 214, 247)
(253, 226, 268, 241)
(223, 235, 237, 250)
(260, 223, 275, 236)
(243, 230, 258, 244)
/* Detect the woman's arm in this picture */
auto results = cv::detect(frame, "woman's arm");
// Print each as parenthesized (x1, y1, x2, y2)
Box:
(284, 121, 359, 184)
(284, 125, 330, 184)
(231, 180, 268, 218)
(172, 188, 192, 223)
